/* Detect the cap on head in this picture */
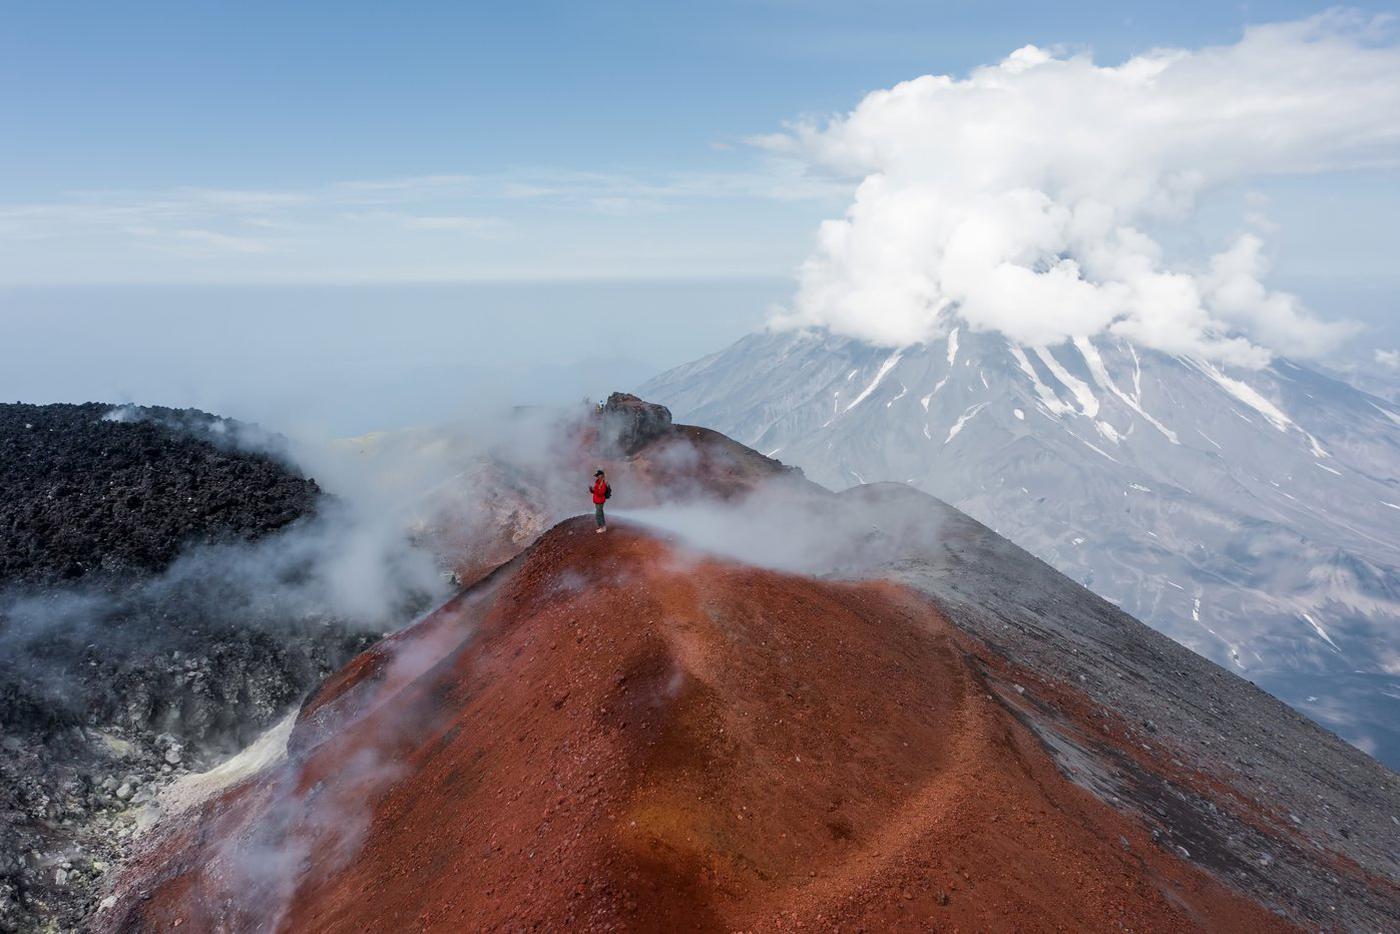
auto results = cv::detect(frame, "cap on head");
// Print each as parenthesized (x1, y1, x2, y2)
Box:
(594, 469, 605, 476)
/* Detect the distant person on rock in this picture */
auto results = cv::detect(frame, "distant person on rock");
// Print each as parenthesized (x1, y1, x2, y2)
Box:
(590, 469, 611, 533)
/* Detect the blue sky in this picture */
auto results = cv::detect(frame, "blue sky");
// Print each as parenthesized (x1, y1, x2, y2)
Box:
(5, 0, 1398, 283)
(2, 1, 1397, 430)
(8, 1, 1372, 192)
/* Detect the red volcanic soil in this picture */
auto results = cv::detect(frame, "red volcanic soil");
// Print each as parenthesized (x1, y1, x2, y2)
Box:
(101, 519, 1292, 933)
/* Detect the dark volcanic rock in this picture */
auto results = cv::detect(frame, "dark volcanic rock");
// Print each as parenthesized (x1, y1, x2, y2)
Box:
(0, 403, 346, 747)
(0, 402, 402, 933)
(0, 402, 320, 587)
(599, 392, 673, 456)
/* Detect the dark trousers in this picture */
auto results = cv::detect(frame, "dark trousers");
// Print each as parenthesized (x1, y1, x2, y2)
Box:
(595, 503, 606, 527)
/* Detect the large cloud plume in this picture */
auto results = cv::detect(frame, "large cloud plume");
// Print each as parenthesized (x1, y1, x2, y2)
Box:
(764, 12, 1400, 364)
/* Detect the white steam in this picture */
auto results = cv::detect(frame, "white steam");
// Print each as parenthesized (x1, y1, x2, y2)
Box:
(764, 12, 1399, 364)
(620, 483, 945, 578)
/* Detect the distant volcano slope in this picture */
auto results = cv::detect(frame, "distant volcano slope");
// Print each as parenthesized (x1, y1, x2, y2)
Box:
(96, 519, 1290, 933)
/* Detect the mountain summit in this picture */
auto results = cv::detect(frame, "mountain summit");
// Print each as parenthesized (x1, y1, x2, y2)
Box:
(95, 402, 1398, 931)
(643, 329, 1400, 766)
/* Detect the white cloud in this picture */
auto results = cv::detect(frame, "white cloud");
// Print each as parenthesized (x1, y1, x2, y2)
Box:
(1377, 348, 1400, 369)
(765, 12, 1400, 364)
(165, 188, 313, 209)
(0, 163, 843, 282)
(339, 211, 506, 235)
(402, 215, 501, 232)
(126, 226, 272, 255)
(1201, 233, 1361, 357)
(332, 174, 478, 197)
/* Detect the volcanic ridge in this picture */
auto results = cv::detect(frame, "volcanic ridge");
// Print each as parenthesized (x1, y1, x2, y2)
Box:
(97, 519, 1289, 932)
(93, 397, 1400, 932)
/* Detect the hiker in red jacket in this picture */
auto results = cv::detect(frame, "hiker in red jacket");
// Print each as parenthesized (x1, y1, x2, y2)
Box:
(590, 469, 611, 533)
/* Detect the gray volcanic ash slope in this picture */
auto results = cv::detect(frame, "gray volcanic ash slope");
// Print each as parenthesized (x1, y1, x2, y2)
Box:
(642, 329, 1400, 766)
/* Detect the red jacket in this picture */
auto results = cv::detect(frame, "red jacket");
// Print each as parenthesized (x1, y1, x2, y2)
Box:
(591, 477, 609, 505)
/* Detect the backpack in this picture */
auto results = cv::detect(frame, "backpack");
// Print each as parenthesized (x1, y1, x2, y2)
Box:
(604, 484, 612, 500)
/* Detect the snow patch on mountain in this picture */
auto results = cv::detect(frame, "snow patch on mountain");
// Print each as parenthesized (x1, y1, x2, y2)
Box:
(946, 403, 989, 444)
(1076, 336, 1181, 444)
(1190, 358, 1293, 431)
(1009, 344, 1072, 417)
(846, 350, 903, 413)
(1300, 612, 1342, 653)
(1035, 346, 1099, 418)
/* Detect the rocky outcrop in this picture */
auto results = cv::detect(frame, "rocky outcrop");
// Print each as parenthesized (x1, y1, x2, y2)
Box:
(598, 392, 673, 456)
(2, 724, 221, 932)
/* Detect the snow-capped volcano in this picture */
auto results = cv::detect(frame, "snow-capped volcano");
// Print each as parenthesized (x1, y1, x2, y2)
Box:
(643, 328, 1400, 765)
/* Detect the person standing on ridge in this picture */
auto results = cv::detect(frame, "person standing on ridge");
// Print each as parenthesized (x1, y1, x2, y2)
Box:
(590, 469, 611, 533)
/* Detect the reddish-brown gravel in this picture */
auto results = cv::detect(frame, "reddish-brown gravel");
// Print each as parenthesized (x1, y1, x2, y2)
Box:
(99, 518, 1293, 933)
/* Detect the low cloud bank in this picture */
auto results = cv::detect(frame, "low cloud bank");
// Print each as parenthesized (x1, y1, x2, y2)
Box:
(764, 12, 1400, 365)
